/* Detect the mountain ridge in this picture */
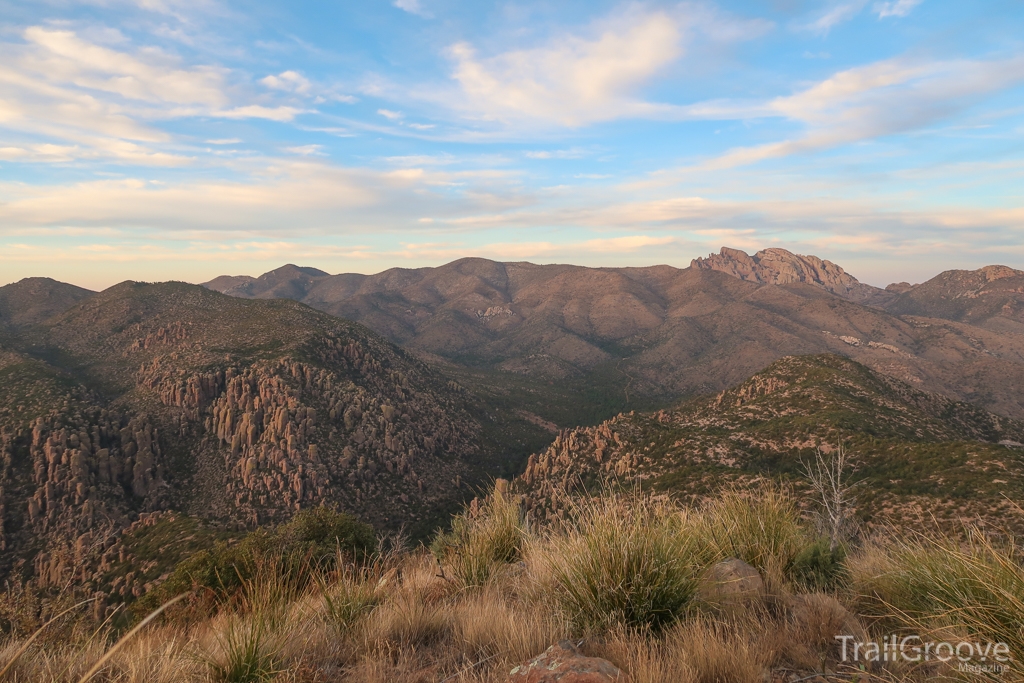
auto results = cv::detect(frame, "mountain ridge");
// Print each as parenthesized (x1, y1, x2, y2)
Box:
(200, 251, 1024, 420)
(513, 353, 1024, 532)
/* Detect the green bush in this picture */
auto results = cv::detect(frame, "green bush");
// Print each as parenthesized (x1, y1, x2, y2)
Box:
(141, 507, 375, 615)
(790, 537, 848, 591)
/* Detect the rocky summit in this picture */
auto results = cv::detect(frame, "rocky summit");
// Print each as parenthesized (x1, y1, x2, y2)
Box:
(690, 246, 894, 306)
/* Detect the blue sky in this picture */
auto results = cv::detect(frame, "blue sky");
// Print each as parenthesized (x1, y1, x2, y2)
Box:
(1, 0, 1022, 289)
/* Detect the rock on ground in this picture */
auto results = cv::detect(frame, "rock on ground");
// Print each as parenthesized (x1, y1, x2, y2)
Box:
(505, 641, 627, 683)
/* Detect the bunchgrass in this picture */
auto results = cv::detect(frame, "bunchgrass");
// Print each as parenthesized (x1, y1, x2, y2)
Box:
(319, 568, 381, 635)
(530, 494, 708, 632)
(431, 485, 527, 588)
(207, 616, 281, 683)
(851, 528, 1024, 657)
(695, 484, 809, 582)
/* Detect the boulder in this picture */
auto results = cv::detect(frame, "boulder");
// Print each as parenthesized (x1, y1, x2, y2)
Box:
(701, 557, 764, 603)
(506, 641, 626, 683)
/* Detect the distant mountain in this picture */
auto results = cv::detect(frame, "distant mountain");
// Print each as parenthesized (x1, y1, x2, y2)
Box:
(884, 265, 1024, 334)
(0, 277, 95, 331)
(202, 264, 330, 300)
(0, 281, 494, 596)
(514, 354, 1024, 532)
(691, 247, 895, 306)
(204, 253, 1024, 420)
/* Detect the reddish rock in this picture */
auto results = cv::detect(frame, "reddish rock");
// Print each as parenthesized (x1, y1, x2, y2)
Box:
(506, 641, 626, 683)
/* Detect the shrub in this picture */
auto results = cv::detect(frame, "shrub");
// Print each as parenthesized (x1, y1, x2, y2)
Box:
(790, 538, 848, 592)
(142, 507, 375, 615)
(532, 495, 706, 632)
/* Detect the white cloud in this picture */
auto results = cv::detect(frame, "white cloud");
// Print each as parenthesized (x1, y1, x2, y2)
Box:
(408, 122, 435, 130)
(446, 11, 683, 127)
(525, 148, 588, 160)
(377, 108, 403, 120)
(205, 137, 241, 144)
(394, 0, 431, 18)
(22, 27, 227, 107)
(803, 2, 868, 34)
(261, 70, 311, 95)
(0, 27, 318, 166)
(698, 54, 1024, 168)
(876, 0, 923, 18)
(285, 144, 325, 156)
(214, 105, 307, 121)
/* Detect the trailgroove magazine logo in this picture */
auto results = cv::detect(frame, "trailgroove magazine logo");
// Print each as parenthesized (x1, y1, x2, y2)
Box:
(836, 635, 1011, 675)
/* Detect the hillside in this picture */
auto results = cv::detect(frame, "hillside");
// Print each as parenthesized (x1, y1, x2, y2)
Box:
(0, 277, 95, 331)
(885, 264, 1024, 334)
(0, 281, 500, 601)
(514, 354, 1024, 532)
(204, 254, 1024, 421)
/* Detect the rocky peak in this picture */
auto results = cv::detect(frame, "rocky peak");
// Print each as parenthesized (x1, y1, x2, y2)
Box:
(691, 247, 892, 306)
(978, 265, 1021, 282)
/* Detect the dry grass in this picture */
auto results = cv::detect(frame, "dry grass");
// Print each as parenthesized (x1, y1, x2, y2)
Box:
(5, 487, 1024, 683)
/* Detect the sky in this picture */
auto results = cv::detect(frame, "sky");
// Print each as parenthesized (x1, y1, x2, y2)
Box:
(1, 0, 1022, 290)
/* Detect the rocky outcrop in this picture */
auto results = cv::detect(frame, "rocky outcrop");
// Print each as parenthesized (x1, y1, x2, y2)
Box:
(692, 247, 894, 306)
(0, 282, 486, 607)
(513, 354, 1024, 531)
(132, 329, 479, 528)
(506, 641, 626, 683)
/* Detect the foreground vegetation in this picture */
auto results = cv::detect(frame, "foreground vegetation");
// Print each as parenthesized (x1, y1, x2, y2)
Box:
(2, 483, 1023, 682)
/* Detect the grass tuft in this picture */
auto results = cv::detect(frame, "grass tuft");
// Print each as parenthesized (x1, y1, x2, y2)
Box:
(531, 494, 707, 632)
(431, 484, 528, 588)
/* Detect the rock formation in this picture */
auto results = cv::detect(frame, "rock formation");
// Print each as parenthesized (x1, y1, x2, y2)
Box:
(691, 247, 893, 305)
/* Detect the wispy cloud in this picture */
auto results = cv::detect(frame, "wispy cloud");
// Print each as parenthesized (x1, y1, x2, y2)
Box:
(0, 26, 313, 165)
(699, 54, 1024, 168)
(214, 105, 307, 121)
(285, 144, 325, 156)
(524, 148, 589, 160)
(802, 1, 868, 35)
(393, 0, 431, 19)
(875, 0, 924, 18)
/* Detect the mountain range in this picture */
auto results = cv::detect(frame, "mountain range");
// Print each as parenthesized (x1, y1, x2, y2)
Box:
(201, 247, 1024, 420)
(2, 246, 1024, 608)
